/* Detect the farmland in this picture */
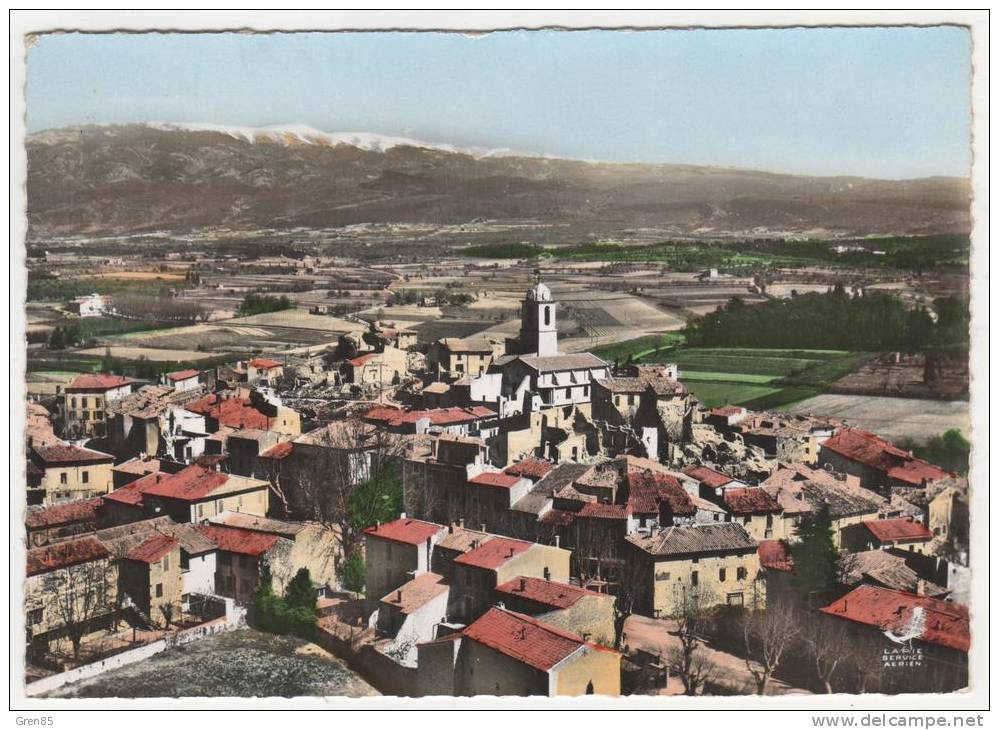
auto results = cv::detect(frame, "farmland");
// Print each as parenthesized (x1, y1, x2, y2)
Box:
(627, 344, 874, 409)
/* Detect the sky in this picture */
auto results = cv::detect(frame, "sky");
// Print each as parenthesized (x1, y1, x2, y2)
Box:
(26, 28, 972, 179)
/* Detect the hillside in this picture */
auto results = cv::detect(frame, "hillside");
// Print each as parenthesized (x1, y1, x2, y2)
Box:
(26, 124, 971, 238)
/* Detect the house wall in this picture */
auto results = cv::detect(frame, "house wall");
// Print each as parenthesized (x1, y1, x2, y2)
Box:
(215, 551, 263, 605)
(182, 552, 217, 595)
(644, 548, 763, 617)
(38, 462, 113, 504)
(382, 588, 450, 666)
(552, 646, 621, 696)
(24, 558, 119, 641)
(538, 595, 616, 647)
(157, 485, 269, 523)
(456, 639, 549, 696)
(365, 538, 420, 610)
(730, 512, 785, 541)
(271, 524, 339, 593)
(416, 640, 459, 696)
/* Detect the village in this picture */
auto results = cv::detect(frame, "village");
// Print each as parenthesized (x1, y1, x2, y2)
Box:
(22, 278, 971, 698)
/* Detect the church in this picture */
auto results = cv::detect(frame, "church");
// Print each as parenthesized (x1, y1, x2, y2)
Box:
(467, 282, 611, 417)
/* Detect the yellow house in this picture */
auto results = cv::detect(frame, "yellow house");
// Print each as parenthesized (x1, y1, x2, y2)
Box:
(418, 606, 621, 696)
(626, 522, 762, 617)
(450, 536, 571, 623)
(136, 464, 270, 523)
(427, 337, 504, 382)
(29, 442, 115, 506)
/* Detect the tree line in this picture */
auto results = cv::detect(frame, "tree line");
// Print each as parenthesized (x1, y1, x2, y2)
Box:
(685, 287, 969, 353)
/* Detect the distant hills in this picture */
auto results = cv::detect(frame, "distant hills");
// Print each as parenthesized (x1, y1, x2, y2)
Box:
(25, 124, 971, 239)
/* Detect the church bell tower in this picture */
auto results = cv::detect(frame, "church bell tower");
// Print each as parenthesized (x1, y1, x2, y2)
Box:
(517, 282, 558, 357)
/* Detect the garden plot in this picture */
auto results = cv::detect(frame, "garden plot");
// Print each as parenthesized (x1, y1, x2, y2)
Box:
(76, 346, 219, 362)
(44, 629, 377, 699)
(785, 395, 971, 442)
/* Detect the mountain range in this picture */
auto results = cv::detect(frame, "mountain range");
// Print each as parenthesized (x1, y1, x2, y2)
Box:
(25, 124, 972, 239)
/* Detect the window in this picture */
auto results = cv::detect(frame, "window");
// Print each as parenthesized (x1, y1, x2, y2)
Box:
(82, 410, 90, 421)
(544, 306, 551, 326)
(81, 471, 89, 484)
(70, 398, 77, 408)
(82, 397, 89, 408)
(727, 592, 744, 606)
(582, 385, 589, 398)
(655, 571, 671, 581)
(28, 608, 43, 625)
(690, 570, 699, 586)
(163, 554, 170, 571)
(155, 583, 163, 598)
(743, 515, 751, 525)
(719, 568, 727, 582)
(197, 504, 204, 519)
(713, 513, 721, 522)
(737, 567, 748, 581)
(60, 472, 68, 485)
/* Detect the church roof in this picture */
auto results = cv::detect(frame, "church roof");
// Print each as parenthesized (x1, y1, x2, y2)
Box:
(517, 353, 608, 372)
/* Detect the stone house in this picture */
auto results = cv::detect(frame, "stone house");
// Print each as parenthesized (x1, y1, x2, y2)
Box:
(819, 429, 952, 494)
(494, 576, 616, 646)
(450, 536, 571, 623)
(62, 373, 138, 438)
(363, 517, 447, 613)
(119, 532, 184, 627)
(427, 337, 505, 382)
(625, 522, 762, 617)
(841, 517, 934, 554)
(29, 442, 115, 506)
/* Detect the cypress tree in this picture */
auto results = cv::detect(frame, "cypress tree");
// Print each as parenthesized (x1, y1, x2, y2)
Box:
(789, 504, 840, 605)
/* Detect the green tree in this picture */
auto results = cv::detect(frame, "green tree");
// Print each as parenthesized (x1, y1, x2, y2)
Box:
(340, 553, 365, 593)
(789, 504, 840, 605)
(285, 568, 316, 612)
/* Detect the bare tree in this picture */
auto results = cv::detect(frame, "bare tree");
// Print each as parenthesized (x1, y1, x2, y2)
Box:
(802, 610, 852, 693)
(669, 585, 718, 696)
(160, 603, 175, 629)
(741, 582, 800, 695)
(43, 560, 116, 660)
(262, 417, 407, 564)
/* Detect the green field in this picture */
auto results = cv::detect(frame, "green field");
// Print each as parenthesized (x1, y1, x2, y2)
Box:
(628, 344, 873, 410)
(591, 332, 685, 363)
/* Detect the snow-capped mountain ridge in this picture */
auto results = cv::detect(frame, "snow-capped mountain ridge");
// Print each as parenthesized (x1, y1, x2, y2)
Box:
(146, 122, 532, 159)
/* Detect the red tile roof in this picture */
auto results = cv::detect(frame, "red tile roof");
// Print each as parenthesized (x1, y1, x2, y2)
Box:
(25, 497, 102, 529)
(454, 537, 532, 570)
(66, 373, 136, 391)
(260, 441, 295, 460)
(363, 517, 443, 546)
(127, 533, 179, 563)
(504, 457, 555, 480)
(495, 576, 606, 609)
(139, 464, 230, 502)
(683, 465, 736, 489)
(863, 518, 934, 543)
(462, 607, 614, 671)
(577, 502, 630, 520)
(27, 536, 109, 576)
(758, 540, 793, 572)
(820, 585, 969, 652)
(249, 358, 283, 369)
(195, 524, 279, 557)
(709, 406, 745, 417)
(364, 405, 496, 428)
(469, 472, 522, 489)
(723, 488, 783, 515)
(185, 394, 270, 430)
(539, 509, 576, 527)
(626, 471, 696, 516)
(821, 429, 952, 486)
(166, 369, 200, 382)
(380, 572, 449, 614)
(32, 443, 114, 465)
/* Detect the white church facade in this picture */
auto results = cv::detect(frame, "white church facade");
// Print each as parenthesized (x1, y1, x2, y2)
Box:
(469, 282, 611, 417)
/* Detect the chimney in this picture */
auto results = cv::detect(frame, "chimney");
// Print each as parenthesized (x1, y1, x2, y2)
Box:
(554, 535, 560, 548)
(507, 547, 515, 558)
(519, 577, 526, 591)
(458, 518, 464, 528)
(400, 511, 407, 520)
(396, 590, 402, 603)
(480, 524, 486, 533)
(544, 567, 551, 581)
(448, 524, 454, 534)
